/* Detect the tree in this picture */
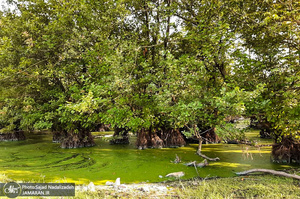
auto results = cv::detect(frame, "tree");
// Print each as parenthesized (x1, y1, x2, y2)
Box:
(226, 0, 300, 162)
(229, 0, 299, 138)
(98, 0, 249, 149)
(0, 0, 128, 147)
(1, 0, 298, 157)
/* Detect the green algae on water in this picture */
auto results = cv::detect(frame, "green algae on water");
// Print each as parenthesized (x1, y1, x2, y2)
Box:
(0, 131, 295, 185)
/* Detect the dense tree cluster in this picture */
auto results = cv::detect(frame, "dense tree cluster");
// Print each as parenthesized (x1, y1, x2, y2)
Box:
(0, 0, 299, 151)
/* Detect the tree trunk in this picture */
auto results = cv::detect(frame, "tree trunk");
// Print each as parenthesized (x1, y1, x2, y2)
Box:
(136, 128, 185, 149)
(113, 127, 129, 137)
(197, 138, 203, 153)
(109, 136, 129, 145)
(60, 131, 95, 149)
(52, 131, 68, 143)
(148, 131, 164, 148)
(0, 131, 26, 141)
(164, 0, 171, 50)
(98, 124, 111, 132)
(136, 128, 148, 149)
(159, 129, 186, 148)
(110, 126, 130, 145)
(272, 137, 300, 164)
(202, 127, 220, 144)
(196, 129, 220, 161)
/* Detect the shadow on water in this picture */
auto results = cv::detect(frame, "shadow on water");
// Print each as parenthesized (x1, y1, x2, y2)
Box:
(0, 131, 297, 184)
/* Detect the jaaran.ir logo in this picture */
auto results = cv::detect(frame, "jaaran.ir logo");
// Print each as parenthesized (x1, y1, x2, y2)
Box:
(3, 182, 21, 198)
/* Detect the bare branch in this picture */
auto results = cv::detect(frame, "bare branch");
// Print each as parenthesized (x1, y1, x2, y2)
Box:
(236, 169, 300, 180)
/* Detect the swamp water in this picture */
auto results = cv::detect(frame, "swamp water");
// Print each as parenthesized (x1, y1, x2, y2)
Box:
(0, 131, 295, 185)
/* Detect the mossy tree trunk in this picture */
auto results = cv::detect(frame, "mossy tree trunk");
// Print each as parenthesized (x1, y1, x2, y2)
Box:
(136, 128, 185, 149)
(0, 131, 26, 141)
(159, 129, 186, 148)
(272, 137, 300, 164)
(201, 128, 221, 144)
(61, 131, 95, 149)
(110, 127, 130, 145)
(136, 128, 149, 149)
(52, 131, 68, 143)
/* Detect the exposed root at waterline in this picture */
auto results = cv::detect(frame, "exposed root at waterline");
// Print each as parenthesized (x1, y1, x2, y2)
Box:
(52, 131, 68, 143)
(136, 128, 186, 149)
(61, 132, 95, 149)
(272, 137, 300, 164)
(110, 135, 130, 145)
(0, 131, 26, 141)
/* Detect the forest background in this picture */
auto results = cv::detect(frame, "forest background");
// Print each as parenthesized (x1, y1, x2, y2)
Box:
(0, 0, 299, 154)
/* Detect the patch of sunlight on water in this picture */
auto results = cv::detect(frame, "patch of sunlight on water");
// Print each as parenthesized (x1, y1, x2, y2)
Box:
(202, 149, 271, 154)
(280, 165, 294, 168)
(51, 177, 91, 184)
(0, 131, 298, 184)
(1, 170, 35, 175)
(210, 162, 250, 168)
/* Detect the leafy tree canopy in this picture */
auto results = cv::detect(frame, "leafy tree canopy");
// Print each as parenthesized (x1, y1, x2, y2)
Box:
(0, 0, 298, 143)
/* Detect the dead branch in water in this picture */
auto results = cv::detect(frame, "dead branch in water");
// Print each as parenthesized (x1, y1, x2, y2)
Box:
(236, 169, 300, 180)
(185, 159, 209, 168)
(196, 151, 220, 161)
(193, 126, 220, 162)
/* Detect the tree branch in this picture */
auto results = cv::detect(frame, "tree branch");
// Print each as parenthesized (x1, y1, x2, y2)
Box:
(236, 169, 300, 180)
(196, 151, 220, 161)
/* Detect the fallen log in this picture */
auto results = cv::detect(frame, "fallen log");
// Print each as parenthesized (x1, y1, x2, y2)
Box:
(165, 171, 185, 178)
(236, 169, 300, 180)
(196, 151, 220, 161)
(185, 159, 209, 168)
(185, 161, 197, 167)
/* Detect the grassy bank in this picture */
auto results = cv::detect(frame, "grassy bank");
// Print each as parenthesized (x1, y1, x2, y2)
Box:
(1, 172, 300, 198)
(74, 175, 300, 199)
(177, 175, 300, 199)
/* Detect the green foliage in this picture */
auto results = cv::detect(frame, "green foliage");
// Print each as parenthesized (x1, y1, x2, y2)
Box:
(230, 0, 300, 140)
(216, 123, 246, 142)
(0, 0, 128, 133)
(0, 0, 298, 142)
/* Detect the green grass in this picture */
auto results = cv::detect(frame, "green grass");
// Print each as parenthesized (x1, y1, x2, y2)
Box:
(9, 175, 298, 199)
(176, 175, 300, 199)
(72, 175, 300, 199)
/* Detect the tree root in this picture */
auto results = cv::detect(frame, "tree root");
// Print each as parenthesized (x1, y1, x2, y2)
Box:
(196, 151, 220, 161)
(236, 169, 300, 180)
(0, 131, 26, 141)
